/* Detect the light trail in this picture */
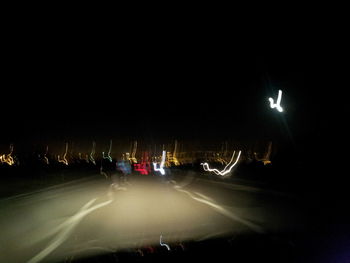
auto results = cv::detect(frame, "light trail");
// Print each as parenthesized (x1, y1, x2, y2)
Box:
(57, 143, 68, 165)
(268, 89, 283, 112)
(89, 141, 96, 165)
(102, 140, 113, 162)
(43, 145, 49, 165)
(201, 150, 241, 176)
(173, 185, 264, 233)
(134, 152, 151, 175)
(100, 160, 108, 179)
(134, 163, 149, 175)
(129, 141, 138, 164)
(171, 140, 180, 166)
(153, 150, 166, 175)
(254, 142, 272, 165)
(160, 235, 170, 250)
(0, 144, 14, 166)
(27, 197, 113, 263)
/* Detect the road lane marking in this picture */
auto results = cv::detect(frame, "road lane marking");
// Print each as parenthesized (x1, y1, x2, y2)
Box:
(174, 185, 264, 234)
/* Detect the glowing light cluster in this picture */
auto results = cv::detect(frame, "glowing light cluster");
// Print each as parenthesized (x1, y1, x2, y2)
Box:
(173, 140, 180, 165)
(269, 90, 283, 112)
(134, 163, 149, 175)
(134, 152, 151, 175)
(201, 150, 241, 176)
(167, 140, 180, 166)
(153, 150, 166, 175)
(116, 159, 132, 175)
(0, 144, 14, 166)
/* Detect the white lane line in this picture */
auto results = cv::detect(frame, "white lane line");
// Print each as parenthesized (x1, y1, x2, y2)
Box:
(193, 192, 214, 202)
(0, 176, 98, 204)
(174, 186, 264, 234)
(27, 197, 112, 263)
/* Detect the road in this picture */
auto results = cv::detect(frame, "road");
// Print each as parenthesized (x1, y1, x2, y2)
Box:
(0, 172, 307, 263)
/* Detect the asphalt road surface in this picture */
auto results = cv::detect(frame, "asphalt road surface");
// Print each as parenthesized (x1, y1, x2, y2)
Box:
(0, 172, 311, 263)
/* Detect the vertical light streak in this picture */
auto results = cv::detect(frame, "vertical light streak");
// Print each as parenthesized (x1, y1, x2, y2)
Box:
(102, 140, 113, 162)
(172, 140, 180, 166)
(58, 143, 68, 165)
(160, 235, 170, 250)
(217, 141, 228, 165)
(134, 152, 151, 175)
(44, 145, 49, 165)
(254, 142, 272, 165)
(100, 160, 108, 179)
(128, 141, 138, 164)
(153, 150, 166, 175)
(134, 163, 148, 175)
(269, 89, 283, 112)
(132, 141, 137, 163)
(89, 141, 96, 165)
(8, 144, 14, 165)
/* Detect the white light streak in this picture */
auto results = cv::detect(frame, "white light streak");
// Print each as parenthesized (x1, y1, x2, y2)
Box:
(102, 140, 113, 162)
(153, 150, 166, 175)
(27, 197, 112, 263)
(201, 150, 241, 176)
(0, 144, 14, 165)
(89, 141, 96, 165)
(269, 89, 283, 112)
(44, 145, 49, 165)
(173, 185, 264, 233)
(160, 235, 170, 250)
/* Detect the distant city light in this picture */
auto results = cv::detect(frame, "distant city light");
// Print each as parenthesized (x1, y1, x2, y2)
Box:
(134, 163, 150, 175)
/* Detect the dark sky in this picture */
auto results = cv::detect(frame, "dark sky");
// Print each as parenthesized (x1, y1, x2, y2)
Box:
(1, 25, 342, 152)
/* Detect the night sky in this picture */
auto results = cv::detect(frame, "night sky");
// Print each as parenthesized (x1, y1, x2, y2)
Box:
(1, 25, 342, 155)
